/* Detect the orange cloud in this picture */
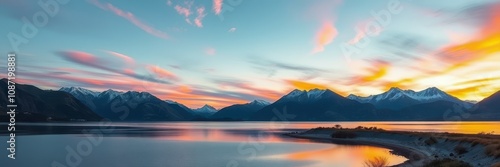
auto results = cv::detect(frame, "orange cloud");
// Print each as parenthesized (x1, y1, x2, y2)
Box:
(178, 85, 192, 93)
(213, 0, 223, 15)
(361, 61, 390, 82)
(286, 80, 346, 95)
(312, 22, 337, 54)
(438, 3, 500, 72)
(287, 80, 329, 90)
(349, 60, 390, 85)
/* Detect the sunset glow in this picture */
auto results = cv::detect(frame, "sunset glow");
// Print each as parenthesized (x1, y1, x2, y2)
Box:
(1, 0, 500, 108)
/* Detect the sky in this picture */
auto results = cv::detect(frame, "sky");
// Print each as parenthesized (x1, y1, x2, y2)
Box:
(1, 0, 500, 109)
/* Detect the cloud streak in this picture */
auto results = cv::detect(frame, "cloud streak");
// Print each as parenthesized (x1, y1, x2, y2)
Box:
(89, 0, 169, 39)
(213, 0, 223, 15)
(58, 51, 172, 84)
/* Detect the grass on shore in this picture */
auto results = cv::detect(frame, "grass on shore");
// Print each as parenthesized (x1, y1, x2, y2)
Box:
(311, 125, 500, 159)
(363, 156, 388, 167)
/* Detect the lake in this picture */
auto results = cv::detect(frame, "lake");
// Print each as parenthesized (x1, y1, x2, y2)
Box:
(1, 121, 498, 167)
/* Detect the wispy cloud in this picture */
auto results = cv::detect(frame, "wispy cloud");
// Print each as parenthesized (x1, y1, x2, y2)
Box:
(348, 19, 381, 45)
(437, 2, 500, 72)
(213, 0, 223, 15)
(89, 0, 169, 39)
(171, 2, 206, 28)
(146, 65, 178, 80)
(249, 57, 332, 80)
(106, 51, 135, 64)
(174, 5, 191, 17)
(352, 60, 390, 83)
(228, 27, 236, 32)
(194, 7, 206, 27)
(58, 51, 173, 84)
(312, 22, 337, 54)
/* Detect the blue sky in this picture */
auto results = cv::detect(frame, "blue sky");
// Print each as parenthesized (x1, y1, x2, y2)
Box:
(1, 0, 500, 108)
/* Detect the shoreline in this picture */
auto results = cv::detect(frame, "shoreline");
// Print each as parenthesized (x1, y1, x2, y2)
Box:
(285, 127, 500, 167)
(284, 133, 428, 166)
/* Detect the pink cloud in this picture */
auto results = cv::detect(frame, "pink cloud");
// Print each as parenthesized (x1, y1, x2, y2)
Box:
(59, 51, 173, 84)
(312, 22, 337, 54)
(194, 7, 206, 27)
(348, 29, 366, 45)
(205, 47, 216, 55)
(174, 5, 191, 17)
(146, 65, 178, 80)
(213, 0, 223, 15)
(89, 0, 169, 39)
(106, 51, 135, 64)
(60, 51, 100, 65)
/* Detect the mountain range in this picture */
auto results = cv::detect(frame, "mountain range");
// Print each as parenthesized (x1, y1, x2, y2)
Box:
(211, 100, 270, 120)
(58, 87, 193, 121)
(0, 79, 101, 122)
(1, 79, 499, 122)
(347, 87, 473, 110)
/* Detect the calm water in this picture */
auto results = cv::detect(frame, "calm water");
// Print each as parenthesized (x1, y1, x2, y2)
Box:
(1, 122, 498, 167)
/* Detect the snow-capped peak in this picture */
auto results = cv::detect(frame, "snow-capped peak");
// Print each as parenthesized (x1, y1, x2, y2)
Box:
(280, 88, 337, 102)
(60, 87, 100, 97)
(98, 89, 124, 101)
(165, 100, 178, 104)
(193, 105, 217, 113)
(307, 89, 329, 99)
(250, 99, 271, 106)
(120, 91, 155, 100)
(284, 89, 306, 98)
(348, 87, 472, 108)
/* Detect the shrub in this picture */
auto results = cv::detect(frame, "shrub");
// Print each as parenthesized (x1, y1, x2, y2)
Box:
(331, 131, 357, 139)
(423, 158, 472, 167)
(485, 144, 500, 158)
(424, 137, 438, 145)
(454, 145, 468, 155)
(364, 156, 388, 167)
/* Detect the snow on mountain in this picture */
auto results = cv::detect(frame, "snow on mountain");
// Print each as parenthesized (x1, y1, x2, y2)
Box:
(280, 89, 339, 102)
(283, 89, 306, 99)
(348, 87, 473, 109)
(193, 104, 218, 114)
(250, 99, 271, 106)
(60, 87, 100, 97)
(97, 89, 124, 102)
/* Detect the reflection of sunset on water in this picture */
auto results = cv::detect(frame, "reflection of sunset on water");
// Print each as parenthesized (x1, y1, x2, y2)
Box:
(265, 145, 407, 167)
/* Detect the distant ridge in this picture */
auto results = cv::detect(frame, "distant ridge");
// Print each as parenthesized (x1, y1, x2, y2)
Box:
(2, 79, 499, 122)
(347, 87, 473, 110)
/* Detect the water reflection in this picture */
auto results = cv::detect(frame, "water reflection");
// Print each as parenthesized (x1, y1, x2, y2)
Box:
(2, 122, 499, 167)
(266, 146, 407, 167)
